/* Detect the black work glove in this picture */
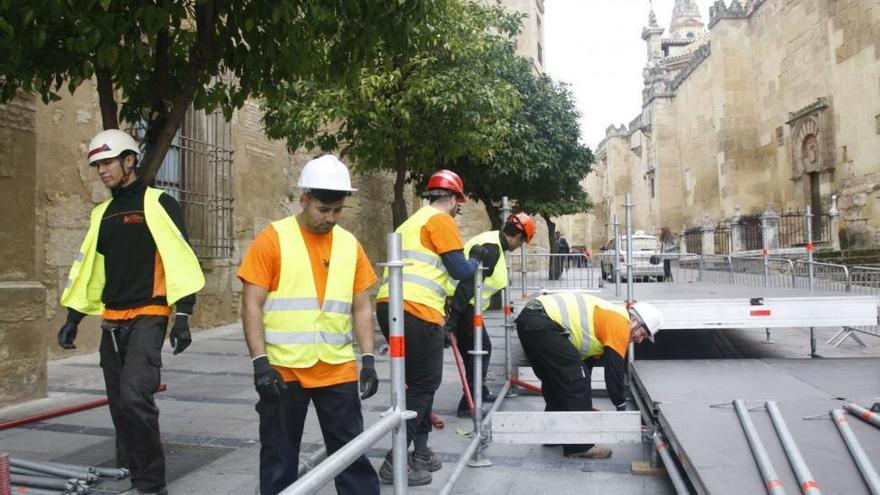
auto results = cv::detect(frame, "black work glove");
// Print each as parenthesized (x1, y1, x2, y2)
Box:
(169, 313, 192, 355)
(57, 321, 79, 349)
(469, 244, 488, 264)
(359, 354, 379, 400)
(253, 355, 286, 397)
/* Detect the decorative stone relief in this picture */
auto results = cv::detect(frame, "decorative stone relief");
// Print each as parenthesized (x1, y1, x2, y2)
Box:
(787, 98, 834, 180)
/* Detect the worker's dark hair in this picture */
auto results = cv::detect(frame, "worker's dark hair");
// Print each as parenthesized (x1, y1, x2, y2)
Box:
(422, 189, 455, 204)
(119, 150, 139, 169)
(502, 220, 524, 239)
(305, 188, 350, 203)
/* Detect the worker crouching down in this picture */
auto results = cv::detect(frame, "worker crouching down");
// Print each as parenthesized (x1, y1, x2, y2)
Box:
(515, 293, 664, 458)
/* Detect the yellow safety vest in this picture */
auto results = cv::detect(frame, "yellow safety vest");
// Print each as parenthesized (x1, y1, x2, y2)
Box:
(464, 231, 508, 311)
(263, 217, 358, 367)
(377, 205, 455, 314)
(61, 187, 205, 315)
(535, 293, 630, 359)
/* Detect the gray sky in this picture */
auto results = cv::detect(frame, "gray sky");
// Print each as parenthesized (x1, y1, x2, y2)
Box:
(543, 0, 711, 149)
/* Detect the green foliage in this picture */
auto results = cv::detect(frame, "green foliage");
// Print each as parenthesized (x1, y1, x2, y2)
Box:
(0, 0, 429, 182)
(450, 56, 594, 229)
(261, 0, 523, 225)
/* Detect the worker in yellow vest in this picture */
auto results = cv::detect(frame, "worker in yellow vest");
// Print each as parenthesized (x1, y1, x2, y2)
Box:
(515, 293, 664, 458)
(375, 169, 483, 486)
(448, 213, 536, 417)
(58, 129, 205, 495)
(238, 155, 380, 495)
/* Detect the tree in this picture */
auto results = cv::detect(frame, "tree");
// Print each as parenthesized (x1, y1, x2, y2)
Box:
(261, 0, 522, 227)
(0, 0, 429, 183)
(450, 56, 594, 249)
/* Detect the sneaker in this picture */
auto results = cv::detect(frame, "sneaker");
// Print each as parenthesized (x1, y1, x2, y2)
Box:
(412, 449, 442, 472)
(564, 445, 612, 459)
(379, 451, 432, 486)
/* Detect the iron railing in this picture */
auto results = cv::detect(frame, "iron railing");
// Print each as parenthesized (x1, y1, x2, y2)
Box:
(508, 253, 596, 297)
(778, 210, 830, 249)
(684, 228, 702, 254)
(150, 106, 235, 259)
(715, 224, 731, 255)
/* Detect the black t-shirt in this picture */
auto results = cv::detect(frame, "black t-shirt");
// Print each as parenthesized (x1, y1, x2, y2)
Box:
(67, 179, 196, 322)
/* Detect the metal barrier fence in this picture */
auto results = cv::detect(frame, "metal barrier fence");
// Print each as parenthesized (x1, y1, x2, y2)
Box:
(508, 253, 596, 297)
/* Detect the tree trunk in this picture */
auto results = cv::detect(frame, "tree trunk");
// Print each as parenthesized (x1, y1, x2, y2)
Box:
(140, 0, 218, 185)
(96, 65, 118, 130)
(544, 216, 561, 280)
(478, 191, 503, 230)
(392, 148, 409, 228)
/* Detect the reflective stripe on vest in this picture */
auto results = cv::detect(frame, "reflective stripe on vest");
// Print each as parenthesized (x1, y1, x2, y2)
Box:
(377, 205, 455, 313)
(535, 293, 616, 359)
(60, 187, 205, 315)
(263, 217, 358, 368)
(464, 231, 508, 311)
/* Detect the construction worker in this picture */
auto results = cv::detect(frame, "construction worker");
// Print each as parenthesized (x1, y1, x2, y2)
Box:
(515, 293, 664, 458)
(375, 169, 482, 485)
(238, 155, 380, 495)
(448, 213, 535, 417)
(57, 129, 204, 495)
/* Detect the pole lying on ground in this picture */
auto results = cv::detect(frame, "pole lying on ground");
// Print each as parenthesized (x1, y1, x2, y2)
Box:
(765, 401, 821, 495)
(732, 399, 787, 495)
(438, 380, 512, 495)
(9, 460, 95, 483)
(843, 402, 880, 429)
(468, 261, 491, 467)
(652, 432, 691, 495)
(830, 409, 880, 495)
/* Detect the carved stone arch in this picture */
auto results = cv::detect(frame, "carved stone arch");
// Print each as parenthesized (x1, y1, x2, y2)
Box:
(791, 116, 820, 176)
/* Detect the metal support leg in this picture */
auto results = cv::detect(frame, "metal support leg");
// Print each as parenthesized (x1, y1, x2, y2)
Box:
(468, 262, 492, 468)
(764, 328, 774, 344)
(828, 327, 868, 348)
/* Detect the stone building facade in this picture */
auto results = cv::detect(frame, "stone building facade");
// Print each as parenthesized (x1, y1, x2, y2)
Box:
(583, 0, 880, 252)
(0, 0, 546, 406)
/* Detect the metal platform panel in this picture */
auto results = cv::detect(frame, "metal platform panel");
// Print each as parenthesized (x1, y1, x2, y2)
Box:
(632, 358, 880, 495)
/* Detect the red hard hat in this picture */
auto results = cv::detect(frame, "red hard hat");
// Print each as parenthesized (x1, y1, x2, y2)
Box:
(425, 169, 465, 202)
(509, 213, 535, 243)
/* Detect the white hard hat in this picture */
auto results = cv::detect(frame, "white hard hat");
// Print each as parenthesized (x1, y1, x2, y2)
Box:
(631, 302, 664, 342)
(87, 129, 140, 165)
(297, 155, 357, 192)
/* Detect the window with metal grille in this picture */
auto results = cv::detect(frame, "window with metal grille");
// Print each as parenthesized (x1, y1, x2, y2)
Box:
(149, 107, 234, 259)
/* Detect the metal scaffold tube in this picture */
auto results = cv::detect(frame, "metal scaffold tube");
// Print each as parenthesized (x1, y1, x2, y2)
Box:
(732, 399, 787, 495)
(652, 432, 691, 495)
(501, 197, 513, 382)
(830, 409, 880, 495)
(624, 194, 635, 373)
(467, 261, 491, 467)
(765, 401, 821, 495)
(280, 233, 412, 495)
(843, 402, 880, 429)
(385, 232, 410, 495)
(613, 215, 621, 297)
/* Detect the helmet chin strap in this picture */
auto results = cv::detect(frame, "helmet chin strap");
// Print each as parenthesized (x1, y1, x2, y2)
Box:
(114, 157, 136, 191)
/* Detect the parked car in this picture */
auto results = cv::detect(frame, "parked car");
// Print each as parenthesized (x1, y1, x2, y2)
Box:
(599, 232, 665, 282)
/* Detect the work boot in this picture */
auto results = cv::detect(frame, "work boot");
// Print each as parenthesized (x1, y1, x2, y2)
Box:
(412, 449, 442, 472)
(456, 405, 487, 419)
(379, 450, 432, 486)
(564, 445, 612, 459)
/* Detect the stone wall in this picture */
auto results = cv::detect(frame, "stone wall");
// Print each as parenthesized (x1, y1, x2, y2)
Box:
(589, 0, 880, 250)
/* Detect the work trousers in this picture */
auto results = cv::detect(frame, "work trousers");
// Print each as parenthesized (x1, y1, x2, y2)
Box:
(515, 307, 593, 455)
(453, 305, 492, 412)
(257, 380, 379, 495)
(99, 315, 168, 493)
(376, 302, 444, 448)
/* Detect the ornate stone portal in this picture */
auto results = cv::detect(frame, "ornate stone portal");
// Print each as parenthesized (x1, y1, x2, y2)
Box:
(787, 97, 834, 179)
